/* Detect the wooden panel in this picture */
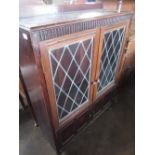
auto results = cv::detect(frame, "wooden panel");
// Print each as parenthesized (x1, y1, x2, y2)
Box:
(58, 122, 75, 145)
(122, 0, 135, 11)
(117, 34, 135, 81)
(93, 86, 114, 115)
(97, 0, 135, 11)
(57, 107, 91, 146)
(75, 109, 91, 132)
(19, 28, 57, 149)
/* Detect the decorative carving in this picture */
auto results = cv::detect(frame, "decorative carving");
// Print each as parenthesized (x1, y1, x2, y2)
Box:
(31, 14, 131, 42)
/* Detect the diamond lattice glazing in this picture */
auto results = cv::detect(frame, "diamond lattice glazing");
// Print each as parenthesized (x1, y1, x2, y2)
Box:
(97, 27, 125, 94)
(49, 38, 93, 121)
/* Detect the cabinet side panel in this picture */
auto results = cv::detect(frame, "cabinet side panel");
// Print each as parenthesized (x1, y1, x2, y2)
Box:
(19, 28, 56, 149)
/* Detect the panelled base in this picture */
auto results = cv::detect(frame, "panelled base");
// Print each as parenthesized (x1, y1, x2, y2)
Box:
(56, 84, 117, 151)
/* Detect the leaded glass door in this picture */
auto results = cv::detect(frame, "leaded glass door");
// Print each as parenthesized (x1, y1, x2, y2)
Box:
(94, 24, 127, 99)
(40, 31, 97, 129)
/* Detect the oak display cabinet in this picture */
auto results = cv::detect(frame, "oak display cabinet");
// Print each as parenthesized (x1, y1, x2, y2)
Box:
(19, 9, 133, 154)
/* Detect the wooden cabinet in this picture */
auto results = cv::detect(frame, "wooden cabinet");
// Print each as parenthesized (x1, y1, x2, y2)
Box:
(19, 9, 133, 154)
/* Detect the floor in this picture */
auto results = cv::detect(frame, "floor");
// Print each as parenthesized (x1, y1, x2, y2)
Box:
(19, 78, 135, 155)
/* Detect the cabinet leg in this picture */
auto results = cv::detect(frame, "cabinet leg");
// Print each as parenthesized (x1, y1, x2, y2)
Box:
(20, 68, 39, 127)
(19, 94, 26, 110)
(34, 122, 39, 127)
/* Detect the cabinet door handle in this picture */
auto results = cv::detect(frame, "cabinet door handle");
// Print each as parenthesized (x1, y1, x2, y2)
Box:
(97, 79, 100, 84)
(91, 80, 100, 85)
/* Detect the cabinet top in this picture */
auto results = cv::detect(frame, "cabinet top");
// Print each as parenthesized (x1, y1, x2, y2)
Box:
(19, 9, 133, 31)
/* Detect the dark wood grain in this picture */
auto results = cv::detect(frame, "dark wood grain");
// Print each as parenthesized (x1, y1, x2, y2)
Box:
(19, 28, 58, 151)
(19, 9, 133, 154)
(19, 68, 38, 124)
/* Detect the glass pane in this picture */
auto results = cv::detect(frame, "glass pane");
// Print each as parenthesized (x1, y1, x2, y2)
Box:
(49, 38, 93, 121)
(97, 27, 125, 94)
